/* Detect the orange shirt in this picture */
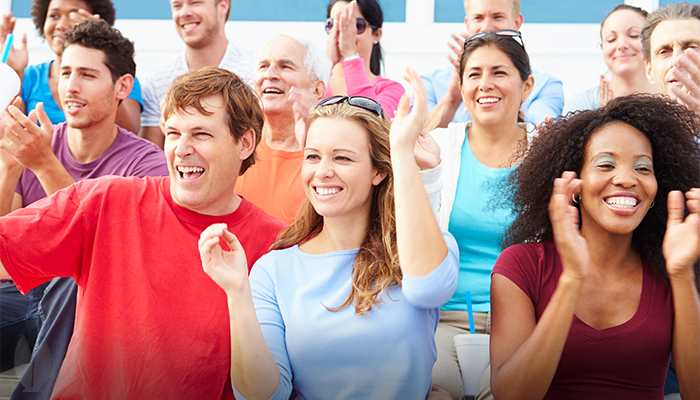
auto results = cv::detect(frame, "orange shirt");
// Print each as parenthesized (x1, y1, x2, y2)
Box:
(236, 140, 304, 224)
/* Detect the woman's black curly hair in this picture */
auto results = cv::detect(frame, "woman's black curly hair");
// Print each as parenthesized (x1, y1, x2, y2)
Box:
(504, 94, 700, 285)
(31, 0, 116, 39)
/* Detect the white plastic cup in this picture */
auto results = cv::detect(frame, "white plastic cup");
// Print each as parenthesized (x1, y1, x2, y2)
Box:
(454, 333, 490, 396)
(0, 62, 20, 113)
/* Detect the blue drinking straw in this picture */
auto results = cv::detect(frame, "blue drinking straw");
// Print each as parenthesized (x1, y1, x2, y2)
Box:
(1, 34, 14, 64)
(465, 290, 475, 334)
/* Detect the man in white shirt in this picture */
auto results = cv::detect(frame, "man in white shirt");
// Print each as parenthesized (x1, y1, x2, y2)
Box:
(139, 0, 254, 148)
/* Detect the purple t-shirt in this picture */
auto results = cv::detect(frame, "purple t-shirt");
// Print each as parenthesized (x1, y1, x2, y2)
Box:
(16, 122, 169, 207)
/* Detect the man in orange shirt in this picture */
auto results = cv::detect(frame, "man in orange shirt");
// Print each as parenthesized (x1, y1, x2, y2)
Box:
(236, 35, 329, 223)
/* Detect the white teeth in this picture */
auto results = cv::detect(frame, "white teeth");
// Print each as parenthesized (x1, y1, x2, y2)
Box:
(477, 97, 500, 104)
(177, 166, 204, 173)
(605, 197, 638, 208)
(264, 89, 282, 94)
(315, 187, 341, 195)
(183, 23, 197, 29)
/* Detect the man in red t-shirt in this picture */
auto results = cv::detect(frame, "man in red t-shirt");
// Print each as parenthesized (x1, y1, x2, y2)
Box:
(0, 67, 285, 399)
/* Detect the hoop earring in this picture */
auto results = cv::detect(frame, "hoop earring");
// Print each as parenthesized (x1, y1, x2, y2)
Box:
(650, 200, 654, 209)
(572, 193, 581, 204)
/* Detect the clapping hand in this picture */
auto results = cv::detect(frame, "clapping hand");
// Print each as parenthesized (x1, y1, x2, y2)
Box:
(663, 189, 700, 279)
(0, 12, 27, 77)
(598, 74, 613, 107)
(391, 67, 429, 154)
(199, 223, 250, 295)
(670, 48, 700, 114)
(549, 171, 590, 282)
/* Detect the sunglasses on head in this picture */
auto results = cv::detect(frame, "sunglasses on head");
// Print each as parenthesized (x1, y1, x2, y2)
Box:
(324, 17, 377, 35)
(464, 29, 524, 49)
(315, 95, 383, 117)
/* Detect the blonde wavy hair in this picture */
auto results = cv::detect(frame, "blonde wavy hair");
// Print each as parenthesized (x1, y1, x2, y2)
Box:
(271, 101, 400, 315)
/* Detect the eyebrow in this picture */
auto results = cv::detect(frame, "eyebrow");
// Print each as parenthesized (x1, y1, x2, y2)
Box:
(590, 151, 652, 160)
(304, 148, 359, 154)
(60, 66, 102, 73)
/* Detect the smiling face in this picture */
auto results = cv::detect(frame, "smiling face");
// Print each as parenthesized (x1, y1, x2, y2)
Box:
(170, 0, 226, 49)
(302, 117, 386, 223)
(646, 18, 700, 98)
(43, 0, 91, 56)
(254, 36, 319, 118)
(59, 44, 125, 130)
(461, 45, 532, 126)
(163, 94, 254, 216)
(601, 9, 647, 78)
(464, 0, 522, 35)
(578, 121, 657, 238)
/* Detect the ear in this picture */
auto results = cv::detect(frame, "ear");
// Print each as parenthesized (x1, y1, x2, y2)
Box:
(218, 0, 230, 21)
(464, 16, 471, 34)
(312, 80, 326, 102)
(372, 168, 388, 186)
(114, 74, 134, 102)
(521, 74, 534, 103)
(645, 60, 655, 85)
(514, 13, 524, 30)
(237, 128, 256, 161)
(373, 27, 383, 43)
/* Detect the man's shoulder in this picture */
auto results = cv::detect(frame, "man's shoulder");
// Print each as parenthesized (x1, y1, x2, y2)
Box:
(221, 43, 256, 80)
(141, 53, 188, 87)
(531, 69, 563, 85)
(421, 65, 453, 85)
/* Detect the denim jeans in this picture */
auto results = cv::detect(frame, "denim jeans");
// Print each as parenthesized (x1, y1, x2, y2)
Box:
(0, 281, 49, 372)
(11, 277, 76, 400)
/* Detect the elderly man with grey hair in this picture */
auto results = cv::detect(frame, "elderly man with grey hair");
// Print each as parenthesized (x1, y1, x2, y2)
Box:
(235, 35, 330, 223)
(642, 2, 700, 115)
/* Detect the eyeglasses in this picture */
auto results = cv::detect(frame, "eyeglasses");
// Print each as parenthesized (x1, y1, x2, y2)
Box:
(464, 29, 524, 49)
(324, 17, 377, 35)
(315, 95, 383, 117)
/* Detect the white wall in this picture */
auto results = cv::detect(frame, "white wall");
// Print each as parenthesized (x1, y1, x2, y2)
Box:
(9, 17, 607, 104)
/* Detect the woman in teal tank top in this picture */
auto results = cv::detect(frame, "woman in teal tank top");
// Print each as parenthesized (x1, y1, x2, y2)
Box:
(422, 31, 535, 399)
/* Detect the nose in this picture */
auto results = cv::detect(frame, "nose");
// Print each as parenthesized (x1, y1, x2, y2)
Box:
(478, 74, 495, 91)
(481, 18, 498, 33)
(63, 72, 80, 95)
(315, 156, 335, 180)
(612, 167, 637, 188)
(179, 2, 194, 18)
(174, 134, 194, 159)
(56, 14, 72, 31)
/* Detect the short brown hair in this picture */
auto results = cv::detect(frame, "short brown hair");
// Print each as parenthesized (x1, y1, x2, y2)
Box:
(642, 2, 700, 61)
(161, 67, 263, 175)
(61, 19, 134, 83)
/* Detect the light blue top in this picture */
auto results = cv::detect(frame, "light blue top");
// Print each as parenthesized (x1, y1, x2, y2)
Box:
(562, 85, 600, 115)
(21, 60, 143, 125)
(445, 132, 516, 313)
(421, 65, 564, 126)
(237, 231, 459, 400)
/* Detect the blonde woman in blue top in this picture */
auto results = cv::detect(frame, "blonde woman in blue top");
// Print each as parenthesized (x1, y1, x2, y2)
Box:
(198, 69, 458, 400)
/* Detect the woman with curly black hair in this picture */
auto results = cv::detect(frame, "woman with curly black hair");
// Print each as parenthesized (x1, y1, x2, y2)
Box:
(490, 94, 700, 399)
(0, 0, 140, 133)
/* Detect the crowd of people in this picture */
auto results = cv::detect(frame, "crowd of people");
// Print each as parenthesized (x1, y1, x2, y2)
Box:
(0, 0, 698, 399)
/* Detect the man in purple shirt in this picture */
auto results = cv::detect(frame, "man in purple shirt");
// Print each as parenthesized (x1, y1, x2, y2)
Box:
(0, 19, 167, 398)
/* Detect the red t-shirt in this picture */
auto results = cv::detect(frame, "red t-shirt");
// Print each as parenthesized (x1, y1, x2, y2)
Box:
(0, 175, 285, 400)
(493, 241, 673, 399)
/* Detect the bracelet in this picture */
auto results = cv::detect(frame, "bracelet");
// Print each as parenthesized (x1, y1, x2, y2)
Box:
(343, 53, 361, 62)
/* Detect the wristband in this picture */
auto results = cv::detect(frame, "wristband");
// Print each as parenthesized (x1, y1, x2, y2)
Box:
(343, 53, 361, 62)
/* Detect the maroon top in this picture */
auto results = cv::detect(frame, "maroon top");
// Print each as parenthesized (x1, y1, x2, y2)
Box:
(493, 241, 672, 399)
